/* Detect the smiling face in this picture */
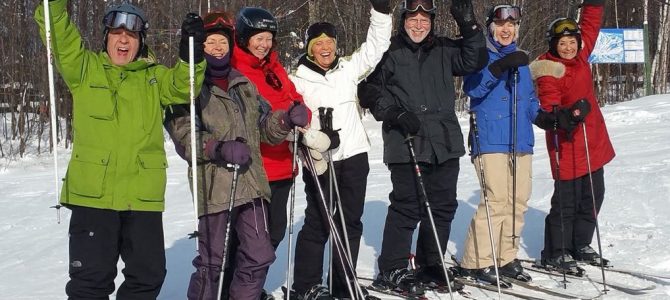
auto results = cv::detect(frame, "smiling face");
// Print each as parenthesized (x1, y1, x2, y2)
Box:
(204, 33, 230, 58)
(247, 31, 273, 59)
(106, 28, 140, 66)
(493, 20, 517, 46)
(404, 11, 432, 44)
(557, 35, 579, 60)
(310, 36, 336, 70)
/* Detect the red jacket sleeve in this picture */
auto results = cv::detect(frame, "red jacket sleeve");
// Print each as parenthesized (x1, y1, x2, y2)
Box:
(537, 75, 564, 111)
(579, 4, 604, 59)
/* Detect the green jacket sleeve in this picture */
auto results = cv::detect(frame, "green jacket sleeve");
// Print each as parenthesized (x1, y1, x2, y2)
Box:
(34, 0, 90, 89)
(158, 59, 206, 106)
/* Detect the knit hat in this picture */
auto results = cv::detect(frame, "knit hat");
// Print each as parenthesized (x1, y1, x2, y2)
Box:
(305, 22, 337, 57)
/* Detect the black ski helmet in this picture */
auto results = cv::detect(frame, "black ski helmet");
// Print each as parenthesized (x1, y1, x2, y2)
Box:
(102, 1, 149, 55)
(235, 7, 278, 49)
(546, 17, 582, 57)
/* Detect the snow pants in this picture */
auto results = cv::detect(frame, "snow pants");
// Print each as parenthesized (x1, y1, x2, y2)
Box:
(543, 168, 605, 259)
(187, 199, 275, 300)
(461, 153, 532, 269)
(65, 205, 166, 300)
(377, 158, 460, 272)
(267, 179, 293, 249)
(292, 153, 369, 298)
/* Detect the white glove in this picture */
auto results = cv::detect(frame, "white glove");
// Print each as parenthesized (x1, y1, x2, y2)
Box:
(302, 128, 330, 152)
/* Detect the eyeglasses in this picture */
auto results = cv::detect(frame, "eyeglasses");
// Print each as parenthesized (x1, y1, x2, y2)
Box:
(265, 69, 282, 90)
(204, 13, 234, 31)
(103, 11, 147, 32)
(547, 18, 580, 38)
(491, 5, 521, 22)
(403, 0, 436, 13)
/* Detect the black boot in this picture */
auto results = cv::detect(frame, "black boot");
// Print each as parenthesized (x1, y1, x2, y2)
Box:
(288, 285, 334, 300)
(260, 289, 275, 300)
(416, 264, 464, 292)
(460, 266, 512, 288)
(499, 259, 532, 282)
(371, 268, 425, 297)
(573, 246, 610, 267)
(541, 253, 580, 273)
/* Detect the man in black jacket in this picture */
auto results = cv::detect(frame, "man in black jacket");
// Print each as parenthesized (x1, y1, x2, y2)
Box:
(358, 0, 487, 296)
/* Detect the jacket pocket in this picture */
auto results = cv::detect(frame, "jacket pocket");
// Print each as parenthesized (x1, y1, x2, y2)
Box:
(68, 146, 111, 198)
(136, 153, 168, 201)
(484, 111, 510, 145)
(85, 85, 117, 120)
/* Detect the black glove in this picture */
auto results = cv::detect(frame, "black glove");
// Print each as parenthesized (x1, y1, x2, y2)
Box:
(179, 13, 205, 63)
(488, 51, 529, 78)
(583, 0, 605, 6)
(569, 98, 591, 122)
(386, 107, 421, 136)
(369, 0, 391, 14)
(321, 128, 340, 150)
(533, 108, 577, 134)
(450, 0, 479, 37)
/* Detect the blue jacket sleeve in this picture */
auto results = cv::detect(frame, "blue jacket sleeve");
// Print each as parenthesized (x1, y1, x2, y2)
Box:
(463, 65, 499, 100)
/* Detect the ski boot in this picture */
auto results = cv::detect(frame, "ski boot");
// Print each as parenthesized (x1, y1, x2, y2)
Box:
(541, 253, 584, 276)
(260, 289, 275, 300)
(459, 266, 513, 288)
(573, 245, 611, 267)
(499, 259, 532, 282)
(415, 264, 464, 292)
(370, 268, 425, 298)
(283, 285, 334, 300)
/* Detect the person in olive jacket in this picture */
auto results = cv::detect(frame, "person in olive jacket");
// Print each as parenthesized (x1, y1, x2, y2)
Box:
(35, 0, 206, 298)
(163, 11, 309, 300)
(358, 0, 487, 295)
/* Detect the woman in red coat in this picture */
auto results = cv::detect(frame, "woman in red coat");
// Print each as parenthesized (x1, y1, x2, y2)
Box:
(530, 0, 615, 272)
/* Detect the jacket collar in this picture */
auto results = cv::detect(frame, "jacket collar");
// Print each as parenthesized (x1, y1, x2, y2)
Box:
(232, 44, 279, 71)
(101, 48, 157, 70)
(296, 54, 340, 77)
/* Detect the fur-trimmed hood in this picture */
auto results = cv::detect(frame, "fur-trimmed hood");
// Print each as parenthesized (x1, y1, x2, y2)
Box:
(529, 59, 566, 80)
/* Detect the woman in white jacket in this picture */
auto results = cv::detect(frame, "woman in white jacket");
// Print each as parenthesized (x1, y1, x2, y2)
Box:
(288, 0, 392, 298)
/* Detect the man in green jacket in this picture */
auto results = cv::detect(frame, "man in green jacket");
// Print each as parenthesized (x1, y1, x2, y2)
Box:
(35, 0, 206, 299)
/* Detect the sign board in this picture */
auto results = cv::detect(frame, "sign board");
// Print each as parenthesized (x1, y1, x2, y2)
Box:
(589, 28, 645, 64)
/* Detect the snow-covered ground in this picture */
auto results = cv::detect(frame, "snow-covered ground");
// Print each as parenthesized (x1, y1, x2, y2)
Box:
(1, 95, 670, 299)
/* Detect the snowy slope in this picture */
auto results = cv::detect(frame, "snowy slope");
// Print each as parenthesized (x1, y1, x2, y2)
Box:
(1, 95, 669, 299)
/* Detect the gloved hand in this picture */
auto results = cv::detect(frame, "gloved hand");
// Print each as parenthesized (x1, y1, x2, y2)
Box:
(488, 51, 530, 78)
(569, 98, 591, 122)
(369, 0, 391, 14)
(205, 138, 251, 166)
(281, 102, 309, 129)
(533, 108, 577, 133)
(302, 128, 331, 152)
(179, 13, 206, 63)
(583, 0, 605, 6)
(450, 0, 478, 37)
(386, 106, 421, 136)
(321, 128, 340, 150)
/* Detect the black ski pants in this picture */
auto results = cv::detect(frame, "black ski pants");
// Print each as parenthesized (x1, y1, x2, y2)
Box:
(543, 168, 605, 258)
(377, 158, 460, 272)
(268, 179, 294, 249)
(292, 153, 369, 297)
(65, 205, 166, 300)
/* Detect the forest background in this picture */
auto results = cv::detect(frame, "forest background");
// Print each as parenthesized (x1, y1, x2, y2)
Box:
(2, 0, 669, 157)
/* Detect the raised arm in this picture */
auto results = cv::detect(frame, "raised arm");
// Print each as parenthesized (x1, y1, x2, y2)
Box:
(343, 2, 392, 81)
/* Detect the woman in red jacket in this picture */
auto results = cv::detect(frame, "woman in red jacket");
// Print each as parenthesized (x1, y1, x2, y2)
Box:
(230, 7, 310, 253)
(530, 0, 615, 272)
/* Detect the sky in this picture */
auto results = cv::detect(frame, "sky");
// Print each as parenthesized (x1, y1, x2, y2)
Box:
(1, 94, 669, 299)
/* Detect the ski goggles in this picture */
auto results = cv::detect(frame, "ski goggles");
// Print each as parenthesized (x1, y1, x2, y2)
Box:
(548, 18, 581, 38)
(491, 5, 521, 22)
(402, 0, 436, 13)
(204, 13, 235, 31)
(306, 22, 337, 41)
(103, 11, 147, 32)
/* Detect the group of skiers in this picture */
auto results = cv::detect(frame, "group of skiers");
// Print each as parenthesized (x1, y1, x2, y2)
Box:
(35, 0, 615, 299)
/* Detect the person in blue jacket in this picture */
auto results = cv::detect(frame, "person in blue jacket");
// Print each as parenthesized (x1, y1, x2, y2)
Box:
(458, 4, 538, 287)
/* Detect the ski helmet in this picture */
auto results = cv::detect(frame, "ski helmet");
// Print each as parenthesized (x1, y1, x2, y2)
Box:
(235, 7, 278, 49)
(546, 17, 582, 57)
(102, 1, 148, 55)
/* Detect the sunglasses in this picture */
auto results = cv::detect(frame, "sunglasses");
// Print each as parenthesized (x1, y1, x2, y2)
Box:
(403, 0, 436, 13)
(204, 13, 234, 31)
(103, 11, 147, 32)
(265, 69, 282, 90)
(548, 18, 580, 38)
(491, 5, 521, 22)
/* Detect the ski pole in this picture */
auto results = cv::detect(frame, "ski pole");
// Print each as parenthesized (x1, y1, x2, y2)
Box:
(302, 146, 364, 300)
(581, 123, 608, 293)
(405, 135, 455, 300)
(216, 163, 241, 300)
(469, 113, 502, 299)
(285, 127, 299, 300)
(552, 106, 569, 288)
(42, 0, 62, 224)
(188, 36, 200, 250)
(511, 69, 519, 246)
